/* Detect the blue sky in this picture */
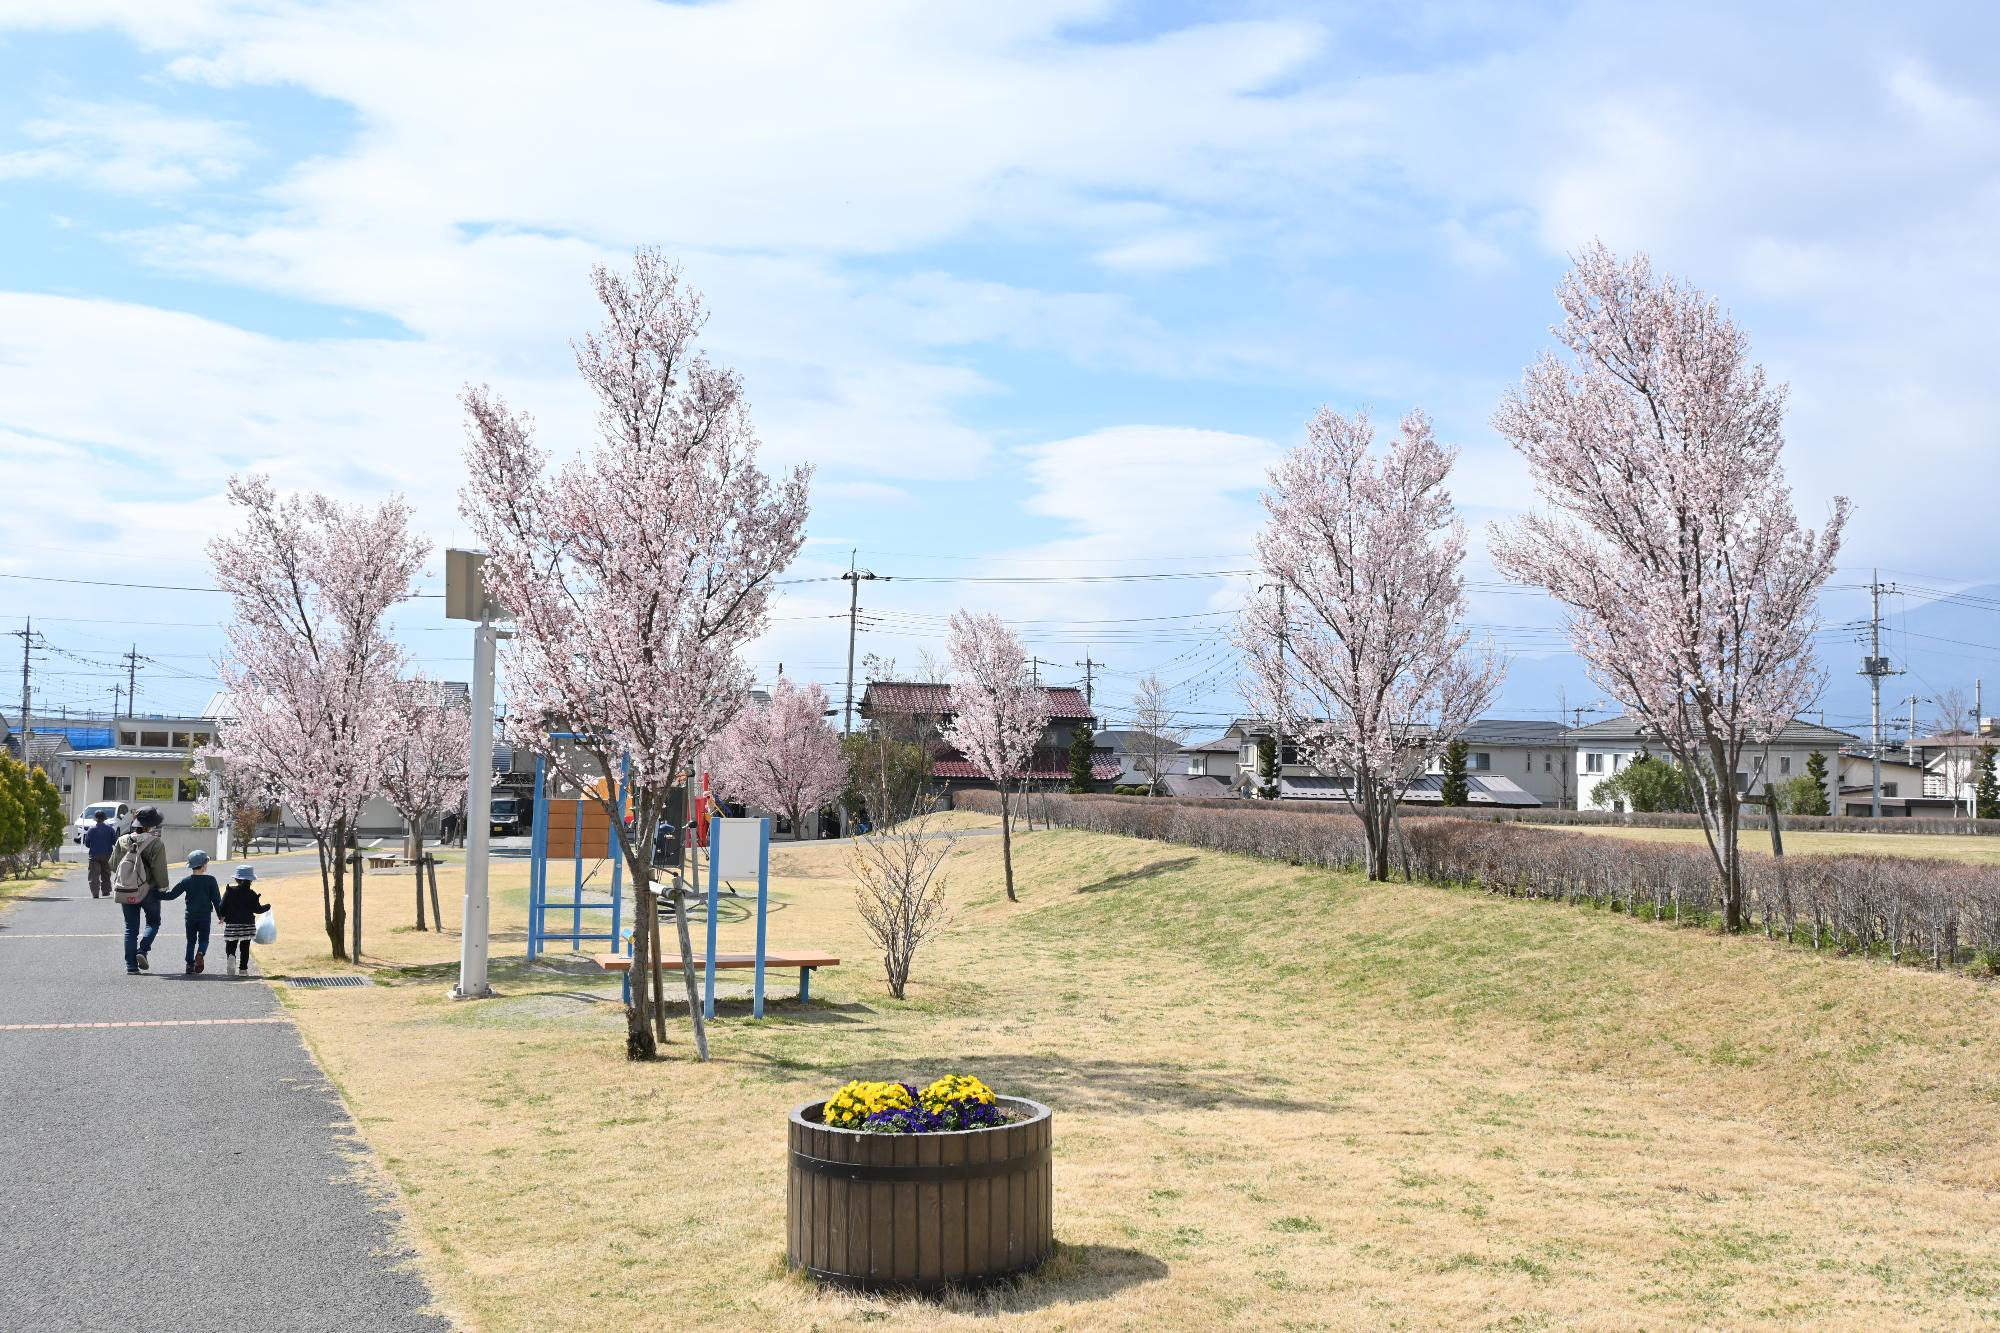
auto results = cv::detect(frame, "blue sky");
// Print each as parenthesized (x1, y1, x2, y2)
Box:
(2, 1, 1998, 739)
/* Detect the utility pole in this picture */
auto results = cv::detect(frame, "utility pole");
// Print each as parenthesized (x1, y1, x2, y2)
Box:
(109, 685, 123, 718)
(1030, 657, 1060, 687)
(121, 644, 143, 717)
(1073, 656, 1102, 709)
(12, 618, 36, 766)
(1261, 582, 1288, 797)
(840, 552, 881, 735)
(1860, 571, 1899, 819)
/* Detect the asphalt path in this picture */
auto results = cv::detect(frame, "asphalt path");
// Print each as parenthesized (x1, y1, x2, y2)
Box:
(0, 866, 452, 1331)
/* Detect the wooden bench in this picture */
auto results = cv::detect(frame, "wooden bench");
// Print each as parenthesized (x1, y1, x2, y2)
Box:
(365, 854, 415, 870)
(594, 950, 839, 1004)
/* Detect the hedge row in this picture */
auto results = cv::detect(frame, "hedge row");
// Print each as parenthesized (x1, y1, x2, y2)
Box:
(969, 790, 2000, 972)
(1053, 788, 2000, 838)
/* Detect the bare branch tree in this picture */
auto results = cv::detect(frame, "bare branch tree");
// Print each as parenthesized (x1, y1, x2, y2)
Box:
(850, 813, 959, 999)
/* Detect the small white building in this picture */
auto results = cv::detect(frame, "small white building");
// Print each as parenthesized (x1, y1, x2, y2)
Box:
(1569, 716, 1854, 812)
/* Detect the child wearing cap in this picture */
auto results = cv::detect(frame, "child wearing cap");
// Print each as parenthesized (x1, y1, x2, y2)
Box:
(217, 865, 271, 977)
(158, 851, 226, 975)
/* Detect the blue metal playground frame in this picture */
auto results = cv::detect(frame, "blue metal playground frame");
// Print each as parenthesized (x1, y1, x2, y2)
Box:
(524, 737, 628, 959)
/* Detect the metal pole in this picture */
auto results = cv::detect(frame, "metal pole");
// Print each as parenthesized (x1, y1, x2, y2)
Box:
(1870, 572, 1883, 819)
(16, 618, 30, 765)
(125, 644, 138, 718)
(453, 609, 497, 999)
(753, 817, 770, 1019)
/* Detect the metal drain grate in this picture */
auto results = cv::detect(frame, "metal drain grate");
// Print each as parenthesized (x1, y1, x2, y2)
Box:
(285, 975, 374, 989)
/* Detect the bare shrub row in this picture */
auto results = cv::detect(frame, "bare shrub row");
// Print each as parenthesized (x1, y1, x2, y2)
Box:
(962, 789, 2000, 972)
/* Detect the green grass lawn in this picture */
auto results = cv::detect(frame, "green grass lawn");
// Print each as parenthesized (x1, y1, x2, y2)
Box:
(244, 819, 2000, 1331)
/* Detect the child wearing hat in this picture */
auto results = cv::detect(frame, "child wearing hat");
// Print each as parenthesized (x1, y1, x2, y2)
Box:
(217, 865, 272, 977)
(158, 850, 226, 974)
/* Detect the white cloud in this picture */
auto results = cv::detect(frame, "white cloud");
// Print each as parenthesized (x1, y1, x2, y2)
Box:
(0, 99, 253, 194)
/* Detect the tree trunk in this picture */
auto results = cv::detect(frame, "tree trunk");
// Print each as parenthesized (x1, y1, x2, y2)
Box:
(998, 781, 1018, 902)
(414, 850, 428, 931)
(1719, 788, 1743, 932)
(627, 880, 659, 1060)
(325, 820, 350, 961)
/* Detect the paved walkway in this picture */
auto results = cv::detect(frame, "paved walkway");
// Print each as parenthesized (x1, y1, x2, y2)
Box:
(0, 865, 452, 1332)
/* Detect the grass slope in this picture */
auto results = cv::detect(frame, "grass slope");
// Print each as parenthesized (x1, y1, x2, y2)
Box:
(256, 821, 2000, 1331)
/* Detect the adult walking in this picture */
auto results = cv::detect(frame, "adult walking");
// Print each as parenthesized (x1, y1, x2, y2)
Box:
(82, 807, 119, 899)
(111, 806, 170, 974)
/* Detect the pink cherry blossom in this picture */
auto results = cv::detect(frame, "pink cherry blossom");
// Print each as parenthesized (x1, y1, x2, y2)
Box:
(709, 676, 845, 840)
(459, 247, 810, 1059)
(378, 676, 470, 859)
(1240, 406, 1501, 881)
(1491, 242, 1849, 929)
(941, 610, 1048, 902)
(208, 474, 426, 959)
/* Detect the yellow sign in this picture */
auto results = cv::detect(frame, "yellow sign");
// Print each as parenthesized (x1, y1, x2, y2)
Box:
(134, 777, 176, 802)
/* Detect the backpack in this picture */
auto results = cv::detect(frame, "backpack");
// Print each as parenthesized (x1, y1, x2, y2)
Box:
(113, 835, 155, 905)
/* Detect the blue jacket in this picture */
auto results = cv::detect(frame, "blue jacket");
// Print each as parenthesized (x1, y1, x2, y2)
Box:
(160, 873, 224, 922)
(83, 822, 118, 858)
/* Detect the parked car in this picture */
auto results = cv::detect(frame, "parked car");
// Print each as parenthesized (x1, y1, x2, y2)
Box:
(71, 801, 132, 842)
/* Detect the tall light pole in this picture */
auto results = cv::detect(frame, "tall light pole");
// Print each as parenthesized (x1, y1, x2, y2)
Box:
(447, 550, 502, 1001)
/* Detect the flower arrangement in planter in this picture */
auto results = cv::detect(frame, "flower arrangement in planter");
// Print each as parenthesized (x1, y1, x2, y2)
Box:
(821, 1074, 1007, 1134)
(788, 1073, 1053, 1291)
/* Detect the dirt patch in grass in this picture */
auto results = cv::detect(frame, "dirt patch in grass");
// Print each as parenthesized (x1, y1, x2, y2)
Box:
(259, 818, 2000, 1330)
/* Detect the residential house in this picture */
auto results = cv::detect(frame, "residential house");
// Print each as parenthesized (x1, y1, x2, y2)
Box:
(1908, 725, 2000, 815)
(1835, 746, 1942, 816)
(1569, 716, 1855, 812)
(1426, 719, 1573, 809)
(1280, 771, 1541, 807)
(856, 681, 1121, 793)
(1094, 729, 1188, 790)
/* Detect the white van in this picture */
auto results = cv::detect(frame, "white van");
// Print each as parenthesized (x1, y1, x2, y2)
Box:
(72, 801, 133, 842)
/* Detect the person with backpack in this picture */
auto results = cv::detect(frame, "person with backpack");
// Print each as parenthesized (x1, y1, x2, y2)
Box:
(111, 807, 171, 974)
(82, 808, 119, 898)
(217, 865, 271, 977)
(158, 850, 225, 975)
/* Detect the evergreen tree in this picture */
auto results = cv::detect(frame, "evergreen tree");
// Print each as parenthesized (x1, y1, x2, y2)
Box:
(1439, 739, 1470, 807)
(1800, 750, 1832, 816)
(1977, 745, 1999, 821)
(1068, 723, 1095, 794)
(1256, 734, 1279, 799)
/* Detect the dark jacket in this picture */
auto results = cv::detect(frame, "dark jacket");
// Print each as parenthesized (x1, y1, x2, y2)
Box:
(160, 873, 224, 922)
(83, 822, 119, 858)
(218, 882, 270, 926)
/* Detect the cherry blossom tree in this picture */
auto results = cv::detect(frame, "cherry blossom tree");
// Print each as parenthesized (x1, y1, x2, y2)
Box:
(941, 611, 1047, 903)
(460, 247, 810, 1061)
(379, 676, 470, 881)
(209, 475, 425, 959)
(1492, 243, 1849, 930)
(710, 676, 844, 841)
(1240, 407, 1501, 882)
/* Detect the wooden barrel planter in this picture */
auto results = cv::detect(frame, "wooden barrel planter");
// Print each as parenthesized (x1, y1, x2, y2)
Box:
(787, 1096, 1052, 1292)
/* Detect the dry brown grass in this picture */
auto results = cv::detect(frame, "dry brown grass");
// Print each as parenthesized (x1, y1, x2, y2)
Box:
(1559, 821, 2000, 865)
(253, 816, 2000, 1331)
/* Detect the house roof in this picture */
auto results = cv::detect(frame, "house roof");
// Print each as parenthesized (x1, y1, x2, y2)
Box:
(1093, 729, 1175, 754)
(1181, 734, 1240, 753)
(1278, 773, 1542, 808)
(56, 746, 188, 763)
(861, 681, 1094, 721)
(1163, 774, 1232, 798)
(1567, 715, 1857, 747)
(932, 754, 1121, 783)
(1460, 719, 1568, 744)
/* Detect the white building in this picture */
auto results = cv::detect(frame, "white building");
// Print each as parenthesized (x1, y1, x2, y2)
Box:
(1569, 716, 1854, 812)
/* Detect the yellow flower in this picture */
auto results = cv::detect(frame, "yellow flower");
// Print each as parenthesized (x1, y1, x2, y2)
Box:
(823, 1080, 915, 1128)
(919, 1074, 997, 1112)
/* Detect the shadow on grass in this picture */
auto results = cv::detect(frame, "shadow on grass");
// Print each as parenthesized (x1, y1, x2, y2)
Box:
(819, 1241, 1168, 1315)
(1073, 856, 1200, 894)
(744, 1050, 1337, 1115)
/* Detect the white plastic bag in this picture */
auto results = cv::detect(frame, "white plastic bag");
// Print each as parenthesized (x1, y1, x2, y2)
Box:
(254, 912, 277, 946)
